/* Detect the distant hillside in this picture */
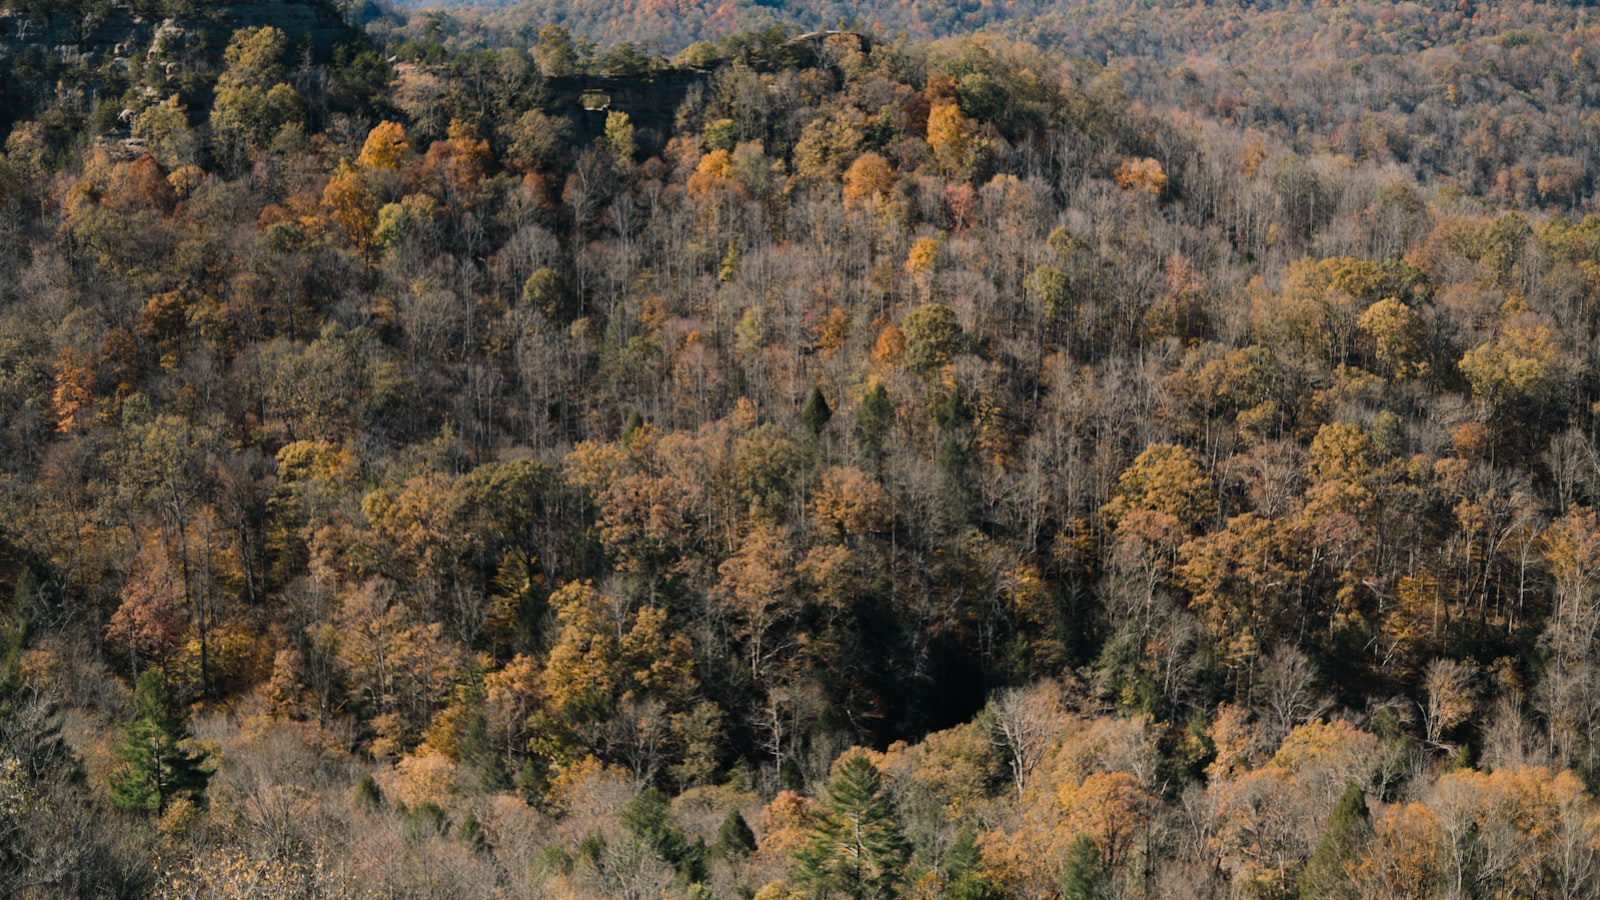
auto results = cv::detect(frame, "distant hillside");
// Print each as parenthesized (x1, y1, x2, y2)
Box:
(393, 0, 1052, 51)
(998, 0, 1600, 209)
(385, 0, 1600, 209)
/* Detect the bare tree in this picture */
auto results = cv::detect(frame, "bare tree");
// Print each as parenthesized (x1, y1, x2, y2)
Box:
(1422, 658, 1477, 749)
(1256, 645, 1332, 742)
(989, 682, 1066, 800)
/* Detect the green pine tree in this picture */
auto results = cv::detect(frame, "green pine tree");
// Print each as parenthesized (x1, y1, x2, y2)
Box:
(795, 754, 910, 899)
(624, 787, 707, 883)
(944, 825, 1000, 899)
(1299, 783, 1369, 899)
(108, 669, 209, 816)
(457, 810, 490, 853)
(457, 712, 510, 791)
(802, 386, 833, 437)
(779, 758, 806, 791)
(406, 802, 449, 840)
(355, 772, 384, 811)
(854, 382, 893, 460)
(623, 410, 646, 443)
(715, 809, 757, 860)
(1060, 834, 1109, 900)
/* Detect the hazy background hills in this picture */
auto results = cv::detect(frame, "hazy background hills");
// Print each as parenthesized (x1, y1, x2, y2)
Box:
(373, 0, 1600, 211)
(383, 0, 1058, 51)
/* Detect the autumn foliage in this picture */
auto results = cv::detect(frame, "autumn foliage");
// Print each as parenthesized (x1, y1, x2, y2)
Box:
(9, 6, 1600, 898)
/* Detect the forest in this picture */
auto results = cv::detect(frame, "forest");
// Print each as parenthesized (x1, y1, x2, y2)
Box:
(386, 0, 1054, 51)
(8, 0, 1600, 897)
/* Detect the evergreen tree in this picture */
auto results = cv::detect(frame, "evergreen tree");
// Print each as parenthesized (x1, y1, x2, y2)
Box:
(108, 669, 209, 816)
(406, 802, 450, 840)
(944, 825, 1000, 899)
(1060, 834, 1109, 900)
(795, 754, 910, 899)
(624, 787, 707, 883)
(457, 810, 490, 853)
(855, 382, 893, 460)
(623, 410, 646, 442)
(1298, 783, 1369, 898)
(355, 772, 384, 811)
(457, 712, 510, 791)
(802, 386, 833, 437)
(715, 808, 757, 860)
(780, 758, 806, 791)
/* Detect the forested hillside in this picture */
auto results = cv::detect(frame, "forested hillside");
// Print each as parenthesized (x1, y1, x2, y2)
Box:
(8, 3, 1600, 898)
(389, 0, 1049, 50)
(1009, 0, 1600, 212)
(396, 0, 1600, 214)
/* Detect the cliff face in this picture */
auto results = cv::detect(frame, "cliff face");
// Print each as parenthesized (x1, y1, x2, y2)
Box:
(541, 70, 713, 156)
